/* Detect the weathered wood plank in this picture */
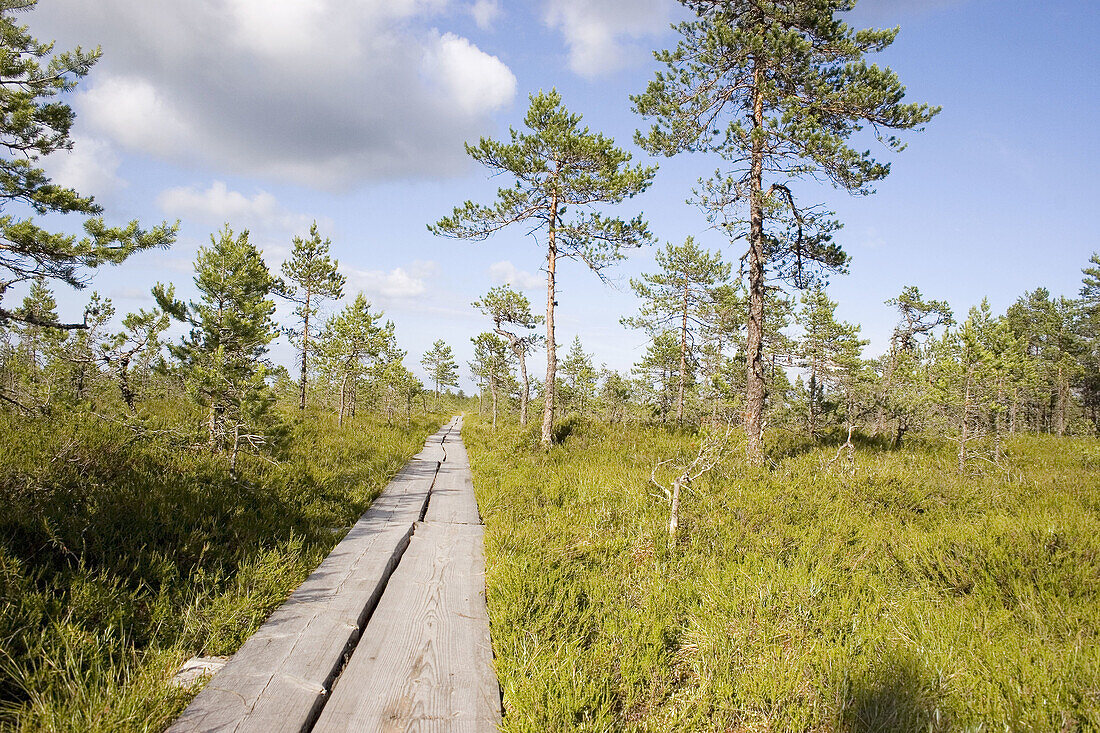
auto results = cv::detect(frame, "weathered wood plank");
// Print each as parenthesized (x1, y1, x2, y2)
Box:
(168, 438, 445, 732)
(424, 463, 479, 525)
(312, 522, 500, 732)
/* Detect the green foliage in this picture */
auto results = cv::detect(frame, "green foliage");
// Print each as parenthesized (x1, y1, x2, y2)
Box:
(474, 285, 542, 426)
(156, 227, 279, 461)
(316, 293, 397, 424)
(0, 403, 441, 730)
(430, 89, 656, 268)
(795, 286, 866, 432)
(276, 222, 345, 410)
(559, 336, 596, 417)
(431, 88, 656, 445)
(420, 338, 459, 397)
(470, 331, 513, 428)
(624, 238, 730, 424)
(465, 414, 1100, 731)
(0, 0, 176, 327)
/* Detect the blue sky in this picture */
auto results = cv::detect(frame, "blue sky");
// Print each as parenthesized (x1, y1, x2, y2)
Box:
(21, 0, 1100, 389)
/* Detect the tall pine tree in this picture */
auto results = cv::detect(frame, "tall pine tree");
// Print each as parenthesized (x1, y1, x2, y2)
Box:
(623, 237, 730, 424)
(277, 222, 345, 411)
(431, 90, 655, 446)
(0, 1, 175, 329)
(634, 0, 939, 464)
(156, 226, 277, 465)
(473, 285, 542, 426)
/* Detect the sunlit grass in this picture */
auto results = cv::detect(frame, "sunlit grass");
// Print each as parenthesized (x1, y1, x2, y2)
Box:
(0, 402, 442, 731)
(466, 416, 1100, 731)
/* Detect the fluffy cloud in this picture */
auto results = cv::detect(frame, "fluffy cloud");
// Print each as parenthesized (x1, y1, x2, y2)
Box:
(421, 32, 516, 116)
(468, 0, 501, 30)
(157, 182, 313, 234)
(41, 134, 124, 200)
(542, 0, 671, 77)
(488, 260, 542, 291)
(28, 0, 517, 188)
(346, 265, 432, 301)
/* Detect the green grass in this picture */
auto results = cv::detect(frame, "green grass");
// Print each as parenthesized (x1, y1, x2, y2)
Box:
(465, 416, 1100, 732)
(0, 401, 442, 731)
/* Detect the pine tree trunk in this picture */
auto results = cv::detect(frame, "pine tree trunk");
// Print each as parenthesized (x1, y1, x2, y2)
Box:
(518, 347, 530, 426)
(1056, 365, 1068, 437)
(338, 373, 348, 427)
(299, 304, 310, 411)
(744, 68, 767, 466)
(490, 375, 498, 429)
(808, 371, 818, 437)
(677, 282, 688, 425)
(208, 404, 219, 453)
(541, 193, 559, 447)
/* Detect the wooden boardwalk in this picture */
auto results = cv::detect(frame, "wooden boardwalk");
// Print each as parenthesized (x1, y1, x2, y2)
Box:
(168, 416, 501, 733)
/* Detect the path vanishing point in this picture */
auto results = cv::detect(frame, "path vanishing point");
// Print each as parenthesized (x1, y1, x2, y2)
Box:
(168, 416, 502, 732)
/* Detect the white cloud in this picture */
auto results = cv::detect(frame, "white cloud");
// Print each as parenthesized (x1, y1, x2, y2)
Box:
(346, 266, 430, 300)
(155, 183, 327, 263)
(408, 260, 440, 279)
(78, 76, 194, 160)
(29, 0, 517, 188)
(488, 260, 542, 290)
(543, 0, 670, 77)
(422, 32, 516, 116)
(469, 0, 500, 29)
(42, 134, 125, 199)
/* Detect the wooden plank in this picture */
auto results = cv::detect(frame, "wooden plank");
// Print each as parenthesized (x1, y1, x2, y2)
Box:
(168, 437, 446, 732)
(424, 462, 479, 525)
(312, 522, 501, 732)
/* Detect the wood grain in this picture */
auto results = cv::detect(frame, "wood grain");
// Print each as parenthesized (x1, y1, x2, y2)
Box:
(312, 521, 500, 732)
(167, 416, 499, 733)
(168, 431, 448, 732)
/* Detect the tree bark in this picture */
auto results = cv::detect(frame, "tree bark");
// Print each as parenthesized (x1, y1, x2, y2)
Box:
(299, 296, 310, 411)
(677, 281, 688, 424)
(490, 375, 498, 429)
(1055, 365, 1068, 437)
(518, 348, 529, 426)
(541, 193, 559, 447)
(745, 65, 767, 466)
(338, 373, 348, 427)
(497, 329, 530, 427)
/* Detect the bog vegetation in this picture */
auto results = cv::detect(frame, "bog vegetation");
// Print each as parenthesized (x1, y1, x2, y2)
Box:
(0, 0, 1097, 731)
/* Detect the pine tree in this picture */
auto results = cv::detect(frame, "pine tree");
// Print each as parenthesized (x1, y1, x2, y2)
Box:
(277, 222, 346, 411)
(560, 336, 597, 417)
(796, 287, 865, 436)
(431, 90, 656, 446)
(623, 237, 730, 424)
(880, 286, 953, 446)
(634, 330, 681, 420)
(6, 278, 63, 410)
(634, 0, 939, 464)
(156, 226, 277, 466)
(100, 298, 172, 411)
(597, 369, 633, 423)
(317, 293, 393, 426)
(420, 339, 458, 407)
(1078, 253, 1100, 431)
(469, 332, 512, 429)
(929, 302, 1024, 470)
(1005, 289, 1082, 436)
(0, 1, 176, 329)
(473, 285, 542, 426)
